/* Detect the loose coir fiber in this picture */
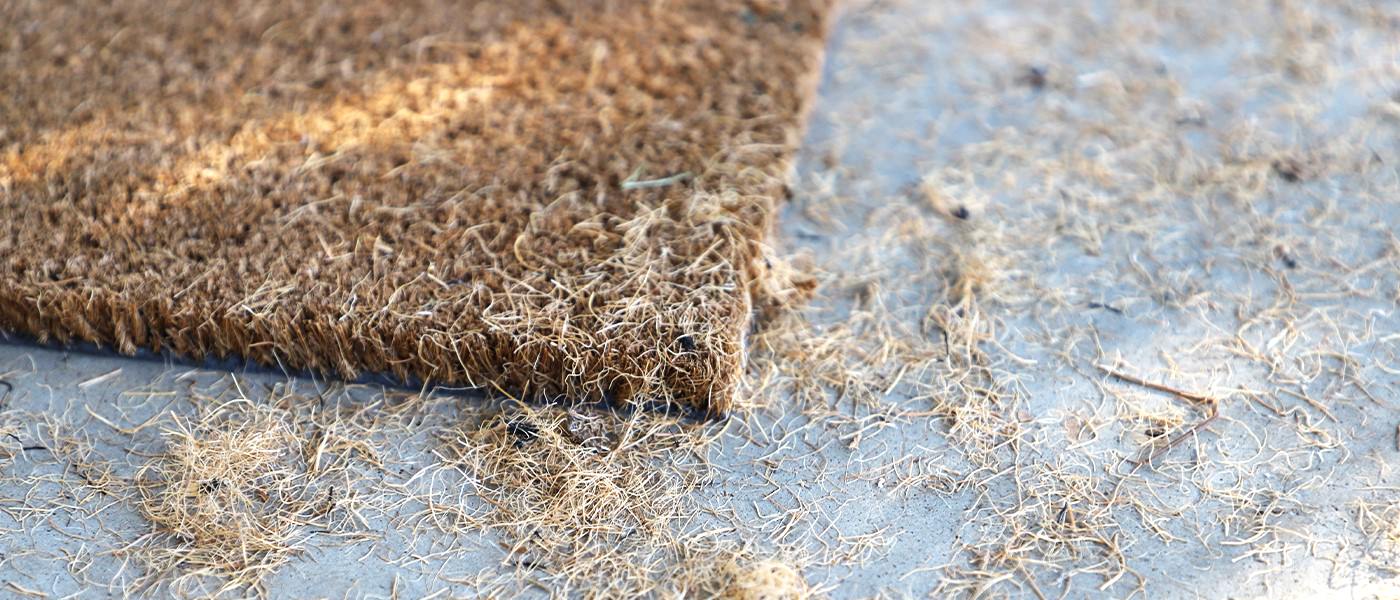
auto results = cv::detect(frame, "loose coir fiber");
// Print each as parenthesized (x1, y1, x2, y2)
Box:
(0, 0, 833, 413)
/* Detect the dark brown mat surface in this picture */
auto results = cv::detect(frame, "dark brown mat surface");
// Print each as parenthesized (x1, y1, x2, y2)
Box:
(0, 0, 831, 413)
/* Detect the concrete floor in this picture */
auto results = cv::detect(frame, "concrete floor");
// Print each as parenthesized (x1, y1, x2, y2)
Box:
(3, 0, 1399, 598)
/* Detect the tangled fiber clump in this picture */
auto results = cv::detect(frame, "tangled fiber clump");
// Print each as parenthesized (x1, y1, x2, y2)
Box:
(717, 559, 810, 600)
(434, 404, 710, 595)
(0, 0, 832, 413)
(132, 403, 333, 594)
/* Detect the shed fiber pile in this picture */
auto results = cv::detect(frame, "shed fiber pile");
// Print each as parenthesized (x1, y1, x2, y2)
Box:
(0, 0, 833, 413)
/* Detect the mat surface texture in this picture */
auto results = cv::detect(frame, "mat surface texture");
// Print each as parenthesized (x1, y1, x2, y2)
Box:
(0, 0, 832, 413)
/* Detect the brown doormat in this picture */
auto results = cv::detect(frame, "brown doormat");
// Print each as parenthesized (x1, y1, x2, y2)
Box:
(0, 0, 831, 414)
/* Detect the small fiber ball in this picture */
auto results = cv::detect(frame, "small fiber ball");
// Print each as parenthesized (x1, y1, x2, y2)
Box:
(721, 560, 808, 600)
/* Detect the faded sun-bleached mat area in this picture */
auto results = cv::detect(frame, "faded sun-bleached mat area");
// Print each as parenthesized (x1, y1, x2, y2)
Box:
(0, 0, 832, 414)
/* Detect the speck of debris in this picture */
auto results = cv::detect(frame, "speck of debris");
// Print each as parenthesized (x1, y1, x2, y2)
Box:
(1018, 65, 1048, 89)
(1087, 301, 1124, 315)
(677, 334, 697, 352)
(1274, 245, 1299, 269)
(1272, 157, 1307, 183)
(505, 417, 540, 447)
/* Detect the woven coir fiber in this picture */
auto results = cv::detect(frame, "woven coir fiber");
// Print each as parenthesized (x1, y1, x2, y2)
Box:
(0, 0, 831, 414)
